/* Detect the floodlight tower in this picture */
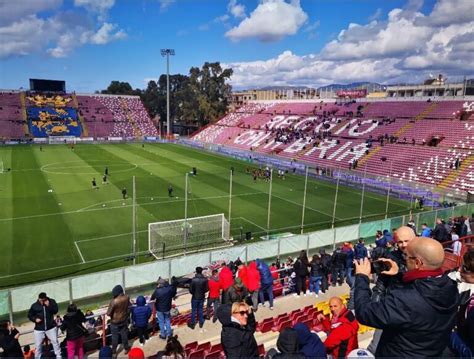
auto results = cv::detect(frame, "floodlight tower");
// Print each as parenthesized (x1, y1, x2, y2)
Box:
(161, 49, 175, 137)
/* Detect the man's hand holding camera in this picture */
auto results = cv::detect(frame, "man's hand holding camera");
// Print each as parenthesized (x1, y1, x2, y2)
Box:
(354, 258, 399, 277)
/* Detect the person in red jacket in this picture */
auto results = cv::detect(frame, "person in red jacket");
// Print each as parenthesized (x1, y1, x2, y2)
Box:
(207, 269, 221, 323)
(245, 261, 261, 311)
(219, 263, 234, 304)
(317, 296, 358, 358)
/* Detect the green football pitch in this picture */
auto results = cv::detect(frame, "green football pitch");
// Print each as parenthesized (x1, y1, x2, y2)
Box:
(0, 143, 411, 287)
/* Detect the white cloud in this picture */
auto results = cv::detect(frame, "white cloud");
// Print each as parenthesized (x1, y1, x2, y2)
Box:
(214, 14, 230, 23)
(368, 8, 382, 22)
(0, 0, 62, 25)
(86, 22, 127, 44)
(0, 15, 61, 58)
(158, 0, 175, 12)
(228, 0, 246, 18)
(225, 0, 308, 42)
(0, 0, 126, 58)
(223, 0, 474, 88)
(420, 0, 473, 26)
(74, 0, 115, 20)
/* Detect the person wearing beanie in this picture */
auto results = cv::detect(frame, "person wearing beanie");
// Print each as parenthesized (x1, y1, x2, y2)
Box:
(107, 284, 131, 355)
(228, 278, 249, 304)
(60, 303, 87, 359)
(293, 323, 326, 358)
(188, 267, 208, 330)
(128, 347, 145, 359)
(131, 296, 151, 345)
(265, 327, 305, 358)
(150, 277, 177, 339)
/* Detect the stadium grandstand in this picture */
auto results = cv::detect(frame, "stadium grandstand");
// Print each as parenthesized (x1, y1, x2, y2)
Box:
(1, 0, 474, 357)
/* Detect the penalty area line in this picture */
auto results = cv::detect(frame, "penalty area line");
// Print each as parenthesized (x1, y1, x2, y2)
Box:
(74, 241, 86, 263)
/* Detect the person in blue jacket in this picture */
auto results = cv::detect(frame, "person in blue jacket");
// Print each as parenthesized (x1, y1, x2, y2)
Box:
(132, 296, 151, 345)
(256, 259, 274, 309)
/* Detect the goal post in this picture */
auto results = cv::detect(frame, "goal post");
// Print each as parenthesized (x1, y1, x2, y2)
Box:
(148, 213, 231, 259)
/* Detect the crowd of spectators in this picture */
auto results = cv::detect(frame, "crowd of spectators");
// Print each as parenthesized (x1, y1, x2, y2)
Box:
(2, 221, 473, 358)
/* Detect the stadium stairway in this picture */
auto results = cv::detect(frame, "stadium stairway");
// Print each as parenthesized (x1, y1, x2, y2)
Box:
(20, 91, 29, 136)
(121, 98, 142, 137)
(357, 145, 381, 168)
(72, 93, 89, 137)
(437, 155, 474, 189)
(394, 102, 439, 138)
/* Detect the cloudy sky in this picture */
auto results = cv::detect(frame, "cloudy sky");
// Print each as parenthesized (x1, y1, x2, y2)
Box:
(0, 0, 472, 92)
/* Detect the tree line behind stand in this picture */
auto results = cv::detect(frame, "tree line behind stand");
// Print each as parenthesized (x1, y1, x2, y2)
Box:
(99, 62, 233, 134)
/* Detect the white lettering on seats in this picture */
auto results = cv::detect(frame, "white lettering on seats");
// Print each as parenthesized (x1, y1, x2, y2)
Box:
(335, 143, 368, 162)
(303, 139, 338, 159)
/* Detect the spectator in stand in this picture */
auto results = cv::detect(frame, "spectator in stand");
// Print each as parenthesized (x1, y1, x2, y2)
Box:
(256, 259, 274, 309)
(60, 303, 87, 359)
(155, 335, 185, 359)
(228, 278, 249, 303)
(465, 216, 472, 235)
(188, 266, 209, 330)
(151, 277, 177, 339)
(309, 254, 324, 297)
(372, 226, 414, 296)
(269, 263, 280, 283)
(433, 218, 449, 242)
(367, 226, 416, 352)
(354, 239, 368, 260)
(265, 328, 305, 359)
(354, 237, 460, 357)
(0, 320, 23, 359)
(343, 242, 355, 286)
(421, 223, 432, 237)
(459, 216, 468, 237)
(330, 245, 347, 286)
(319, 249, 331, 293)
(131, 296, 151, 346)
(207, 269, 221, 323)
(28, 292, 62, 359)
(245, 261, 261, 311)
(107, 285, 131, 355)
(448, 249, 474, 356)
(23, 345, 35, 359)
(293, 323, 326, 359)
(219, 262, 234, 304)
(316, 297, 359, 358)
(293, 250, 310, 296)
(452, 230, 462, 256)
(84, 309, 96, 332)
(218, 301, 258, 358)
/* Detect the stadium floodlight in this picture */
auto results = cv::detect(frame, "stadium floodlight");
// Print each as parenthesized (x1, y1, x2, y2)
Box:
(161, 49, 175, 138)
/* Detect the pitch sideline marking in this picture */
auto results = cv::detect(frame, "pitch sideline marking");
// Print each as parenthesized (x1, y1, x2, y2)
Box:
(237, 216, 266, 231)
(74, 241, 86, 263)
(271, 193, 341, 220)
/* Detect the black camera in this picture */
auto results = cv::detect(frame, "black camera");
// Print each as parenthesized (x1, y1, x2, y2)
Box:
(371, 260, 391, 274)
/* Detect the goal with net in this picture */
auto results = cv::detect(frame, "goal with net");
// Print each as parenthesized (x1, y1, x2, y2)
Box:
(148, 213, 231, 259)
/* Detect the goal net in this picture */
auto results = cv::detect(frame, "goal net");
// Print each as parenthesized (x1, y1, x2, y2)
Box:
(148, 213, 231, 259)
(48, 136, 77, 145)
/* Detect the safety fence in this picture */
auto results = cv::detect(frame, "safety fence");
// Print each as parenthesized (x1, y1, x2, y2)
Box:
(1, 203, 473, 322)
